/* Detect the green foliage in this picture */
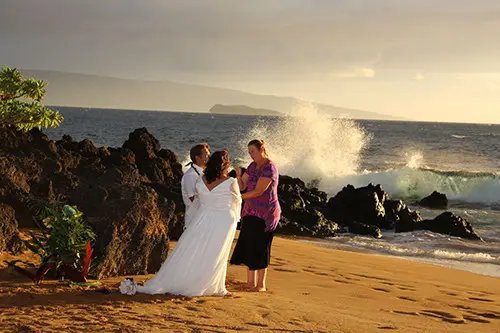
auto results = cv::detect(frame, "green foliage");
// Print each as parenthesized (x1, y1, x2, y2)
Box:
(21, 202, 95, 271)
(0, 67, 63, 131)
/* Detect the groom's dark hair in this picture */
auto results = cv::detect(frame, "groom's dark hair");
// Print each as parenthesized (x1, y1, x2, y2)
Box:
(189, 143, 210, 164)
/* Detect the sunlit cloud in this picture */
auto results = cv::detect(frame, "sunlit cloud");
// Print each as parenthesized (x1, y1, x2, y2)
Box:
(332, 67, 376, 79)
(415, 72, 424, 80)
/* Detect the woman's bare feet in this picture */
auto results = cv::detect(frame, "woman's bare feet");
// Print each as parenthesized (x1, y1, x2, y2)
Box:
(245, 283, 256, 290)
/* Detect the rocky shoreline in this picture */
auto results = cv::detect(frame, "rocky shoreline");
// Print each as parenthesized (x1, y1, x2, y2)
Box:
(0, 126, 482, 278)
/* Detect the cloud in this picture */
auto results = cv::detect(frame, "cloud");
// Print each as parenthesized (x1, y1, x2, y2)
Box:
(454, 72, 500, 80)
(332, 68, 376, 79)
(1, 0, 500, 81)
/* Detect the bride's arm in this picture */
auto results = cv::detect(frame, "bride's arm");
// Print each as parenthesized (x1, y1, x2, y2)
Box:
(230, 179, 242, 217)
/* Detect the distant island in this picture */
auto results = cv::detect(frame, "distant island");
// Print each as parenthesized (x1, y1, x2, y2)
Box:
(209, 104, 281, 116)
(20, 69, 405, 121)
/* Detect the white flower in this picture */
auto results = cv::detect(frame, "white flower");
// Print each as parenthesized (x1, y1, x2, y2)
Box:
(119, 278, 138, 295)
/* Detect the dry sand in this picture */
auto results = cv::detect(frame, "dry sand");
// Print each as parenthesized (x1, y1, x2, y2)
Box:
(1, 233, 499, 333)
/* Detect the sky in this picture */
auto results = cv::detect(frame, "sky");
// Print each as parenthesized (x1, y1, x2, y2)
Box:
(1, 0, 500, 123)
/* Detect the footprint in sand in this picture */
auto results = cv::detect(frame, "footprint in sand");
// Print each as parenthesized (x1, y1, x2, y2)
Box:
(462, 315, 491, 324)
(397, 296, 417, 302)
(394, 308, 493, 325)
(468, 290, 495, 297)
(393, 310, 419, 316)
(333, 279, 353, 285)
(343, 276, 361, 282)
(468, 297, 495, 303)
(271, 262, 286, 267)
(261, 312, 272, 319)
(377, 325, 397, 330)
(351, 273, 391, 282)
(272, 268, 298, 273)
(468, 311, 500, 320)
(373, 288, 391, 293)
(185, 306, 201, 312)
(245, 322, 269, 328)
(439, 290, 460, 297)
(419, 310, 466, 324)
(274, 257, 287, 263)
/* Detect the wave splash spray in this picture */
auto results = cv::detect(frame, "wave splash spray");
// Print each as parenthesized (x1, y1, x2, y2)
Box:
(241, 101, 370, 186)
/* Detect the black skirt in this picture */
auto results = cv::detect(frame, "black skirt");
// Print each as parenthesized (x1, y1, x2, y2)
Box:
(230, 215, 274, 270)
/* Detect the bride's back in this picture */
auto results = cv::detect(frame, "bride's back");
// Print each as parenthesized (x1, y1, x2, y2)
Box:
(196, 177, 239, 210)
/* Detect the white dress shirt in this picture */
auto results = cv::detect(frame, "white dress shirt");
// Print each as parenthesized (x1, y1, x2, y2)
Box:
(181, 164, 204, 229)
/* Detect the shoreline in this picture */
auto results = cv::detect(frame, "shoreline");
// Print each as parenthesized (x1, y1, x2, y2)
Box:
(295, 235, 500, 279)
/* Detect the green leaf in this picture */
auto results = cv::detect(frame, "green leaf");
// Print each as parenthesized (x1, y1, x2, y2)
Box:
(0, 67, 63, 131)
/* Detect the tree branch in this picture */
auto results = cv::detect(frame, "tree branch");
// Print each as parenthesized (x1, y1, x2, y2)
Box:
(11, 92, 29, 100)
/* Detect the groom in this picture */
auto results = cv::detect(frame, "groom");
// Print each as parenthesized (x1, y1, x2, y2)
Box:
(181, 143, 210, 229)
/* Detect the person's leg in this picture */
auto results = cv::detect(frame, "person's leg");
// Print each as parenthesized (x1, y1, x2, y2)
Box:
(247, 268, 257, 288)
(256, 268, 267, 292)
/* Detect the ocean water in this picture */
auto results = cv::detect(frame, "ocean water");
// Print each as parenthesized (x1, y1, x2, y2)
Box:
(47, 106, 500, 278)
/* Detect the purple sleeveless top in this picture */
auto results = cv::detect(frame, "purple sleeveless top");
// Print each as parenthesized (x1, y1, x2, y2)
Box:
(241, 161, 281, 232)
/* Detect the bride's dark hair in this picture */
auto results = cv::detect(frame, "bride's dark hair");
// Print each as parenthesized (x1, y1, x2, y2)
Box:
(204, 150, 230, 184)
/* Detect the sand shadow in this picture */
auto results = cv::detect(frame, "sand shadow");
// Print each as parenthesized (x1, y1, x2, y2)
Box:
(350, 273, 392, 282)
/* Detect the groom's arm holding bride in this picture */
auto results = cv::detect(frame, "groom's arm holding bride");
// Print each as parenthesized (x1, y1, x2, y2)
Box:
(235, 167, 248, 192)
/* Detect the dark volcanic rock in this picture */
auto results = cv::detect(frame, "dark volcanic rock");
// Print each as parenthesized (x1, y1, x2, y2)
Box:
(0, 125, 183, 277)
(327, 183, 392, 230)
(394, 207, 481, 240)
(419, 191, 448, 209)
(0, 204, 21, 253)
(122, 127, 161, 161)
(278, 208, 339, 238)
(71, 184, 171, 278)
(421, 212, 482, 240)
(123, 128, 183, 187)
(277, 175, 338, 237)
(345, 221, 382, 239)
(394, 206, 424, 232)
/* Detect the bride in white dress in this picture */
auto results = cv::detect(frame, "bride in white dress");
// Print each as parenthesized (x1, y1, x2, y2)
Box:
(120, 150, 241, 297)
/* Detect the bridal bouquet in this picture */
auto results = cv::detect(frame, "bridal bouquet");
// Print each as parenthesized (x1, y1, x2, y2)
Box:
(119, 278, 138, 295)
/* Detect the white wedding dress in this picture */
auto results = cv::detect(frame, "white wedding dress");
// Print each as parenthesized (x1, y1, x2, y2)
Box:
(135, 177, 241, 296)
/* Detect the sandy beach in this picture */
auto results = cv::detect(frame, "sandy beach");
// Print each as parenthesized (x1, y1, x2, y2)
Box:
(1, 233, 499, 333)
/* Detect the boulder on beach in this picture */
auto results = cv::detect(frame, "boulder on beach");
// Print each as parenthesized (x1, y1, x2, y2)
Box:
(419, 191, 448, 209)
(421, 212, 482, 241)
(326, 183, 392, 230)
(277, 175, 338, 237)
(345, 221, 382, 239)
